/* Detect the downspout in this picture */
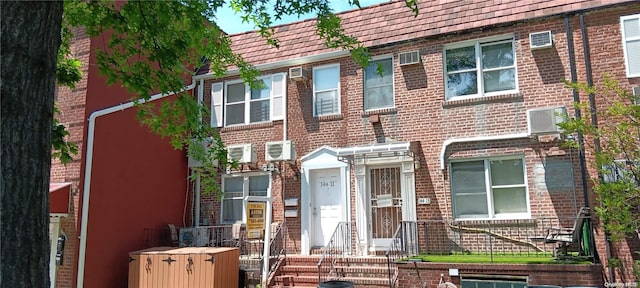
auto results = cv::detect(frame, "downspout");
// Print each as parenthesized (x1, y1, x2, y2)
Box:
(194, 79, 204, 227)
(76, 80, 196, 288)
(262, 74, 288, 286)
(579, 12, 612, 278)
(565, 14, 591, 210)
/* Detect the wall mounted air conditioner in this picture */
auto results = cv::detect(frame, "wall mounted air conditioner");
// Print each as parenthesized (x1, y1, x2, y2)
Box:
(527, 107, 567, 135)
(289, 67, 307, 81)
(265, 140, 296, 161)
(178, 227, 210, 247)
(227, 143, 257, 164)
(398, 51, 420, 66)
(187, 137, 219, 168)
(529, 31, 553, 50)
(633, 86, 640, 105)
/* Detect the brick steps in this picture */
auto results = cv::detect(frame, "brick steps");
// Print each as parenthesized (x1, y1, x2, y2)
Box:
(270, 256, 394, 287)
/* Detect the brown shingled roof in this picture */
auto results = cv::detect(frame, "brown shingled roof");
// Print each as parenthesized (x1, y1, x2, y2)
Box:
(223, 0, 634, 69)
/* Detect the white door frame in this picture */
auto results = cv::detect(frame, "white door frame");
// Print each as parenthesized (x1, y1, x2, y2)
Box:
(354, 155, 416, 254)
(300, 146, 349, 255)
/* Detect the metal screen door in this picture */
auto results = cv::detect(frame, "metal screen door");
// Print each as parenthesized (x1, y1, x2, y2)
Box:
(369, 167, 402, 244)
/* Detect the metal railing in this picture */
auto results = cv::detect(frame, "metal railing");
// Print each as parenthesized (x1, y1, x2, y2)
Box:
(317, 221, 357, 283)
(385, 221, 418, 288)
(384, 216, 593, 287)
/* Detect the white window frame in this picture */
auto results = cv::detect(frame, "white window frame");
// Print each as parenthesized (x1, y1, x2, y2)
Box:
(621, 14, 640, 78)
(312, 63, 341, 116)
(443, 34, 518, 101)
(220, 173, 271, 224)
(221, 73, 286, 127)
(364, 55, 395, 111)
(449, 155, 530, 220)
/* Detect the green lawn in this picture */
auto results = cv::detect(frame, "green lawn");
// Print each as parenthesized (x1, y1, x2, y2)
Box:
(405, 253, 591, 264)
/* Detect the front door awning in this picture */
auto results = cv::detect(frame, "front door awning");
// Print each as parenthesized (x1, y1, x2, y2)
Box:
(335, 141, 417, 161)
(50, 182, 71, 215)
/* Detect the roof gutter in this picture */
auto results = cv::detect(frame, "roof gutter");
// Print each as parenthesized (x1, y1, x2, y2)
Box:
(193, 50, 350, 80)
(439, 133, 530, 170)
(76, 79, 196, 288)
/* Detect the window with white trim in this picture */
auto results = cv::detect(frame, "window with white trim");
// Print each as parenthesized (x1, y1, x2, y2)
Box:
(444, 36, 517, 100)
(211, 73, 286, 128)
(221, 174, 270, 223)
(450, 157, 529, 219)
(364, 57, 394, 110)
(621, 14, 640, 77)
(313, 64, 340, 116)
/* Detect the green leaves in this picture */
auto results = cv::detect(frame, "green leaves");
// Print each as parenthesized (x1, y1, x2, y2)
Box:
(560, 75, 640, 240)
(51, 106, 78, 165)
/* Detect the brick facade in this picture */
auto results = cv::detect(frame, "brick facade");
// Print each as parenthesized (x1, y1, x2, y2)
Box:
(50, 27, 90, 288)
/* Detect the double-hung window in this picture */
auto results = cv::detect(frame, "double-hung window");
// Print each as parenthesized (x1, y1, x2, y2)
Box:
(444, 36, 517, 100)
(313, 64, 340, 116)
(211, 73, 286, 127)
(450, 157, 529, 219)
(364, 57, 394, 110)
(221, 174, 270, 223)
(621, 14, 640, 77)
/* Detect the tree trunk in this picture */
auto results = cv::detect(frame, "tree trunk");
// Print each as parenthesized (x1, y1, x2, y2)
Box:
(1, 2, 63, 288)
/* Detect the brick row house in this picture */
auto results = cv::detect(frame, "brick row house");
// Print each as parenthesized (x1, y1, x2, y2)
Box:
(192, 0, 640, 286)
(50, 0, 639, 288)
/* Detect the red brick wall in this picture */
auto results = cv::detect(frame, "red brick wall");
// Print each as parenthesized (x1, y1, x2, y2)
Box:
(198, 3, 640, 282)
(50, 27, 91, 288)
(396, 262, 604, 287)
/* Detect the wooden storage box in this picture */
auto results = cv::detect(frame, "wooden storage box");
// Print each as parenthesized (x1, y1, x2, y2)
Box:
(129, 247, 240, 288)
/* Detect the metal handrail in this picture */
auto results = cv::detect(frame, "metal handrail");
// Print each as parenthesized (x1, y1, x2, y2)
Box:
(268, 222, 285, 274)
(385, 221, 418, 288)
(317, 221, 355, 284)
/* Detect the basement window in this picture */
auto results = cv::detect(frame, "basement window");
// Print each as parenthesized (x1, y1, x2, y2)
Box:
(461, 275, 527, 288)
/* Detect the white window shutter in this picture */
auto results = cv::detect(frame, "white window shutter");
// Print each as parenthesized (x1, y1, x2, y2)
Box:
(210, 82, 223, 127)
(271, 73, 286, 120)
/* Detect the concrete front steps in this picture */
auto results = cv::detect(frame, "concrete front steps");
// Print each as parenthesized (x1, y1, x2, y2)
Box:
(270, 255, 393, 288)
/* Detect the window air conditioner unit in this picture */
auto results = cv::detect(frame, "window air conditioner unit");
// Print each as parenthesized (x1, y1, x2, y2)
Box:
(527, 107, 567, 135)
(179, 227, 210, 247)
(398, 51, 420, 66)
(187, 137, 219, 168)
(289, 67, 307, 81)
(227, 143, 257, 164)
(529, 31, 553, 50)
(265, 140, 296, 162)
(633, 86, 640, 105)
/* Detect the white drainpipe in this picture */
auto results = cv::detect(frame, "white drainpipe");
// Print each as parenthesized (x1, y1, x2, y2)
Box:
(76, 80, 196, 288)
(439, 133, 530, 170)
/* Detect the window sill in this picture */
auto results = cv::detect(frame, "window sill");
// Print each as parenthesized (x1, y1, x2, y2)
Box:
(220, 121, 275, 132)
(315, 114, 343, 121)
(362, 107, 397, 116)
(443, 93, 522, 108)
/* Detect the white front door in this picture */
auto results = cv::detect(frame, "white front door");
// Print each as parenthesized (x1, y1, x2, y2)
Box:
(49, 218, 60, 288)
(311, 168, 343, 247)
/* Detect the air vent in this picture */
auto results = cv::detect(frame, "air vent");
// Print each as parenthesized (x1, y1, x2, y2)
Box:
(527, 107, 567, 135)
(398, 51, 420, 66)
(633, 86, 640, 105)
(227, 144, 257, 164)
(187, 137, 219, 168)
(529, 31, 553, 50)
(265, 140, 296, 162)
(289, 67, 306, 81)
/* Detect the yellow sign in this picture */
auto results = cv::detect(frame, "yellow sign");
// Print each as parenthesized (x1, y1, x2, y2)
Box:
(246, 202, 265, 239)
